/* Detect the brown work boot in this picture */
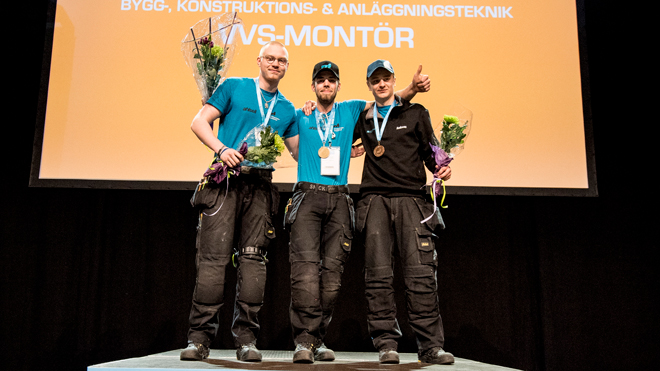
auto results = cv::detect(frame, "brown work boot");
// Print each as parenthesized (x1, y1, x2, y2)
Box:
(379, 348, 400, 364)
(418, 347, 455, 364)
(314, 342, 335, 361)
(180, 342, 210, 361)
(293, 343, 314, 363)
(236, 343, 262, 362)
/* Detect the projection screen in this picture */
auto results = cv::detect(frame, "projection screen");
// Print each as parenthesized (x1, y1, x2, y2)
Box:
(31, 0, 596, 196)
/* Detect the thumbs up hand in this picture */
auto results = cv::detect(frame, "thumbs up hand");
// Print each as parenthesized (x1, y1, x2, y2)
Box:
(412, 64, 431, 93)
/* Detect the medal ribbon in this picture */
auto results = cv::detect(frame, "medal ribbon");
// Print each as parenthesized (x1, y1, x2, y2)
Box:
(315, 103, 336, 146)
(254, 77, 277, 128)
(373, 102, 397, 143)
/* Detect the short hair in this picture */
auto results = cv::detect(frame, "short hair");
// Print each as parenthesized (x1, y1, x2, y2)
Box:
(259, 41, 288, 59)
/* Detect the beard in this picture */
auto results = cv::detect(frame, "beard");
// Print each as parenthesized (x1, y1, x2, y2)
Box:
(316, 91, 337, 106)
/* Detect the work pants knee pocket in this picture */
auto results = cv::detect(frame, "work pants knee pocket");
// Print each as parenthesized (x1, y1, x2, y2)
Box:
(403, 265, 438, 313)
(236, 255, 266, 304)
(194, 257, 231, 304)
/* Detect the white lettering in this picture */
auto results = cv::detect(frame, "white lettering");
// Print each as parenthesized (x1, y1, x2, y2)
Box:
(121, 0, 168, 11)
(258, 24, 276, 44)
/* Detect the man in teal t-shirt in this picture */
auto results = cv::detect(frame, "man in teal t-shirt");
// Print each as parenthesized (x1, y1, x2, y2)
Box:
(285, 60, 430, 363)
(182, 41, 299, 363)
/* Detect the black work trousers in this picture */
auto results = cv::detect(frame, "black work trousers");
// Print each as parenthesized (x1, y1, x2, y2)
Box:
(286, 182, 354, 346)
(355, 194, 445, 355)
(187, 172, 279, 348)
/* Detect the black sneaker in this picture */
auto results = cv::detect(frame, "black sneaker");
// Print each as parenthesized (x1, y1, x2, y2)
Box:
(236, 343, 262, 362)
(180, 342, 210, 361)
(293, 343, 314, 363)
(419, 347, 455, 364)
(379, 349, 400, 364)
(314, 343, 335, 361)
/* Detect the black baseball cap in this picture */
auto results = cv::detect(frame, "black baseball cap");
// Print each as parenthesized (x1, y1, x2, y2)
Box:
(366, 59, 395, 78)
(312, 61, 340, 80)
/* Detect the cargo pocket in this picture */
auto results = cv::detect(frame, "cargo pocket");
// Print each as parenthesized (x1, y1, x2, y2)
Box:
(254, 218, 277, 250)
(190, 182, 222, 210)
(284, 190, 306, 227)
(413, 197, 445, 234)
(334, 223, 353, 265)
(415, 227, 436, 265)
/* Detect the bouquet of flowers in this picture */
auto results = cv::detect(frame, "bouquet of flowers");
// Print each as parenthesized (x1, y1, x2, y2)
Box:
(244, 126, 286, 165)
(422, 104, 472, 221)
(241, 125, 286, 169)
(181, 13, 242, 104)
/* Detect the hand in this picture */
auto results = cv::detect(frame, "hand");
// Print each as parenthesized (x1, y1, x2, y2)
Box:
(219, 148, 244, 168)
(351, 145, 365, 158)
(434, 165, 451, 181)
(302, 100, 317, 116)
(412, 65, 430, 93)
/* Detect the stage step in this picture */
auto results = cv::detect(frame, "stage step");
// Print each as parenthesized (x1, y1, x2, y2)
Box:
(89, 349, 522, 370)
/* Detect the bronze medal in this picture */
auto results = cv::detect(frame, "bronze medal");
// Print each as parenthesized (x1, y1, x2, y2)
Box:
(373, 144, 385, 157)
(318, 146, 330, 158)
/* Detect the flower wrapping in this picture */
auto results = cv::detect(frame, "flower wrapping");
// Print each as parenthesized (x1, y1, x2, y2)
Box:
(182, 13, 242, 104)
(241, 125, 286, 169)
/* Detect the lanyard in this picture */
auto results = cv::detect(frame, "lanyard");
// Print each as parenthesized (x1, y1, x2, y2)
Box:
(254, 77, 277, 127)
(374, 102, 397, 142)
(315, 103, 336, 146)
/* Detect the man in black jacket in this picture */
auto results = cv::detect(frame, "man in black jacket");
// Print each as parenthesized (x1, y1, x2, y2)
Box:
(353, 59, 454, 365)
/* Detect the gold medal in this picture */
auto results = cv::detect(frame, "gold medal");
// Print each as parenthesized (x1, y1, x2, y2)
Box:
(373, 144, 385, 157)
(318, 146, 330, 158)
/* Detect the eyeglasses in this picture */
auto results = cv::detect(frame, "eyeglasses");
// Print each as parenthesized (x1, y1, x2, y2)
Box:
(261, 55, 288, 66)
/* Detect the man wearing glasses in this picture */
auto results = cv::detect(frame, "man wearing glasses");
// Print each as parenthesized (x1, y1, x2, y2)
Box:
(354, 59, 454, 365)
(181, 41, 299, 363)
(285, 60, 430, 363)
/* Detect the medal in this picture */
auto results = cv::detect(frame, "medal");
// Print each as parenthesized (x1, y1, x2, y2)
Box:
(372, 102, 397, 158)
(318, 146, 330, 158)
(315, 106, 336, 158)
(373, 144, 385, 157)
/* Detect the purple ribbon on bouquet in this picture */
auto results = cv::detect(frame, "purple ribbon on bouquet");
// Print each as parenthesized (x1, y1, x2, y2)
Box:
(203, 142, 248, 182)
(421, 143, 453, 224)
(201, 142, 248, 216)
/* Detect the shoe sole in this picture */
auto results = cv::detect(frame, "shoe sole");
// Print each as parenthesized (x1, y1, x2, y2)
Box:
(314, 351, 335, 362)
(419, 354, 455, 364)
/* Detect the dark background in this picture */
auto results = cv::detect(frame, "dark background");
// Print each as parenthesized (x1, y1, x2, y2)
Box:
(2, 1, 655, 370)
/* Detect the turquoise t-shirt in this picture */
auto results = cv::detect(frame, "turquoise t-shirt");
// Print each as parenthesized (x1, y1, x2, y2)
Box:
(206, 77, 298, 167)
(295, 100, 365, 185)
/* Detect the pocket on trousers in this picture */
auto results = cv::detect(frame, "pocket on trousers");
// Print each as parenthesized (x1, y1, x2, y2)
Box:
(413, 197, 445, 234)
(254, 218, 277, 250)
(284, 190, 305, 226)
(190, 182, 222, 210)
(415, 227, 436, 265)
(340, 224, 353, 254)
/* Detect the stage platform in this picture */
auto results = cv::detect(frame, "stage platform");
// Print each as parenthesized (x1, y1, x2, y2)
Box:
(88, 349, 521, 370)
